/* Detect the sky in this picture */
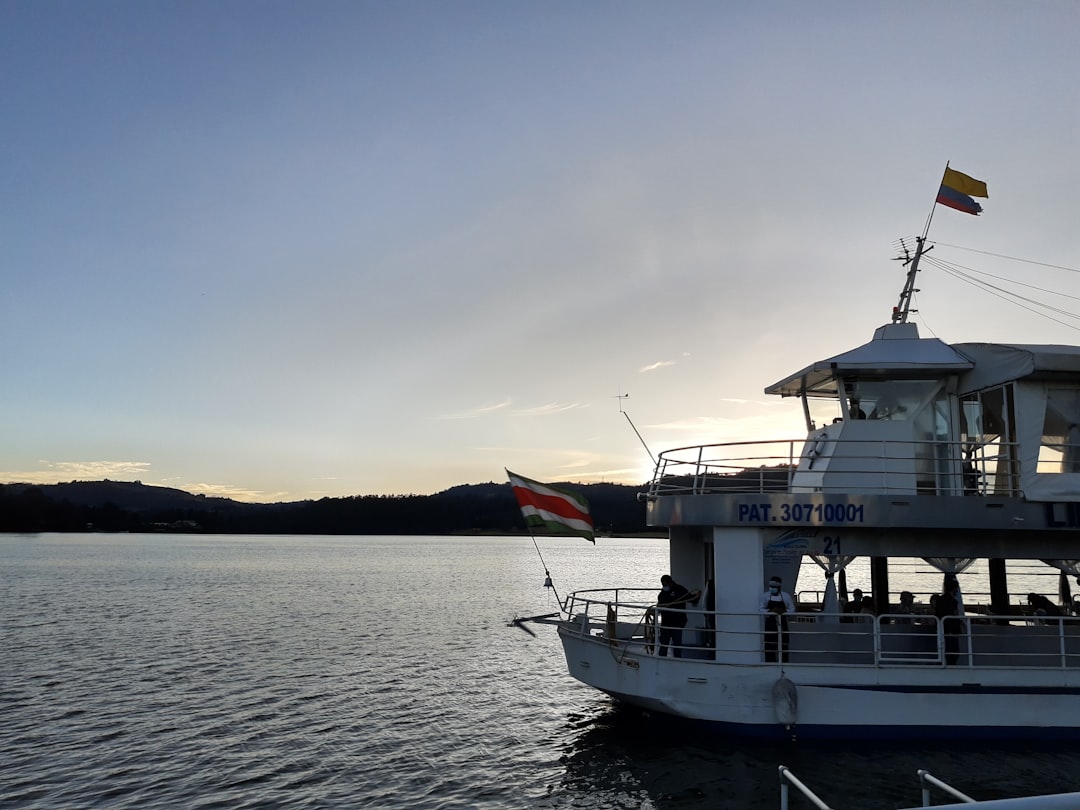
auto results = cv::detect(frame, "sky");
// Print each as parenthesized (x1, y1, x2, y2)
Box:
(4, 1, 1080, 503)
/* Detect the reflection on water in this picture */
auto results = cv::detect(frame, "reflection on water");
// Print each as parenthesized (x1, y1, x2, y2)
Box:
(2, 533, 1079, 810)
(555, 699, 1080, 810)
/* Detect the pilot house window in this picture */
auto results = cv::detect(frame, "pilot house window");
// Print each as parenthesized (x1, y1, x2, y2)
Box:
(1039, 388, 1080, 474)
(961, 385, 1018, 495)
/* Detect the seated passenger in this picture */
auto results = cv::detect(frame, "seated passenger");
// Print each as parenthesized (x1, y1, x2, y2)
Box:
(844, 588, 865, 612)
(1027, 592, 1061, 617)
(893, 590, 918, 624)
(897, 590, 916, 614)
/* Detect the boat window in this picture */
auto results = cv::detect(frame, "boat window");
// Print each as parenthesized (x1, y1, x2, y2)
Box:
(960, 385, 1019, 495)
(1038, 388, 1080, 473)
(847, 380, 940, 422)
(914, 389, 957, 494)
(805, 395, 841, 429)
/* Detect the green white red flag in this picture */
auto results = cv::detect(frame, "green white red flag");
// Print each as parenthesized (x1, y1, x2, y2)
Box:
(506, 469, 594, 543)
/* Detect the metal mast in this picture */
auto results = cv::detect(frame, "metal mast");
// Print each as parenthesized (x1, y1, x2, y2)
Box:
(891, 236, 932, 323)
(892, 162, 950, 323)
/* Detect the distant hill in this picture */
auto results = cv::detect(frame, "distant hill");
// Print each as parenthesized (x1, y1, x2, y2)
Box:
(0, 479, 652, 536)
(2, 480, 245, 512)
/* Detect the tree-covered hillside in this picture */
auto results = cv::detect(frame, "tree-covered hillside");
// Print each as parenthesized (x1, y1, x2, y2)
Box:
(0, 480, 651, 535)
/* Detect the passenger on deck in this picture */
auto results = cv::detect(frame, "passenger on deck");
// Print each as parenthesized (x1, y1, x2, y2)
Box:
(849, 397, 867, 419)
(845, 588, 865, 613)
(760, 576, 795, 663)
(843, 588, 867, 621)
(1027, 592, 1062, 617)
(656, 575, 691, 658)
(935, 579, 964, 665)
(897, 590, 917, 619)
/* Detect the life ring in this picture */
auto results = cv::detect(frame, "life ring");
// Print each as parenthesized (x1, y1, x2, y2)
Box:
(643, 608, 656, 655)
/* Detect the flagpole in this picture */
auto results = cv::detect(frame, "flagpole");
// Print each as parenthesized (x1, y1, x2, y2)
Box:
(528, 532, 564, 611)
(920, 160, 948, 240)
(893, 162, 947, 324)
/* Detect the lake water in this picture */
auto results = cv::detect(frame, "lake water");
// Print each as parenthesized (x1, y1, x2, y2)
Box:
(3, 533, 1079, 809)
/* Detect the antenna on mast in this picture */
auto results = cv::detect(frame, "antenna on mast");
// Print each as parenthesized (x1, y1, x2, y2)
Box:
(614, 391, 656, 466)
(891, 236, 933, 323)
(893, 162, 953, 323)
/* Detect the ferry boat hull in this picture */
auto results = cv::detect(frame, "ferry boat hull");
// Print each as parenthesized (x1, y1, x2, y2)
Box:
(559, 626, 1080, 740)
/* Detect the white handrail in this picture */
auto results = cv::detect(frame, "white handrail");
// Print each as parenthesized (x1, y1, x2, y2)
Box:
(918, 769, 976, 804)
(779, 766, 833, 810)
(563, 593, 1080, 670)
(778, 767, 1080, 808)
(648, 437, 1022, 497)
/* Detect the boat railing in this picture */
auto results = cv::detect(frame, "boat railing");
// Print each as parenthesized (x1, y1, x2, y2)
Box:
(778, 765, 833, 810)
(779, 766, 1080, 809)
(562, 591, 1080, 670)
(795, 590, 1031, 615)
(647, 438, 1022, 497)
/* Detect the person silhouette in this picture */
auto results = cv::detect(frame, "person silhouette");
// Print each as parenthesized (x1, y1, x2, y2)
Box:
(760, 576, 795, 662)
(656, 575, 691, 658)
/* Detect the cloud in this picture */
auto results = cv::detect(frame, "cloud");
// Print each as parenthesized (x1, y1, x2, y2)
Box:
(436, 398, 513, 419)
(185, 482, 284, 503)
(571, 466, 644, 481)
(513, 402, 583, 416)
(0, 460, 153, 484)
(716, 397, 783, 406)
(557, 458, 591, 469)
(639, 360, 676, 373)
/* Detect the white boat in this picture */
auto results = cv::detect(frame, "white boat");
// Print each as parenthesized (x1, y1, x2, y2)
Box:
(555, 235, 1080, 740)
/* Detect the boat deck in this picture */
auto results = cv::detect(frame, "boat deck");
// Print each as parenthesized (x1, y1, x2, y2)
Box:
(565, 590, 1080, 672)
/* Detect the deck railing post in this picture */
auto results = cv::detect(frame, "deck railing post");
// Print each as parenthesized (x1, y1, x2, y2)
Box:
(918, 769, 976, 804)
(778, 766, 833, 810)
(1060, 617, 1067, 669)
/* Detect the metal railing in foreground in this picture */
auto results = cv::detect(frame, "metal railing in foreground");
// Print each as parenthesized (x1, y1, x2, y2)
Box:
(779, 766, 832, 810)
(779, 766, 1080, 809)
(562, 590, 1080, 670)
(647, 438, 1021, 497)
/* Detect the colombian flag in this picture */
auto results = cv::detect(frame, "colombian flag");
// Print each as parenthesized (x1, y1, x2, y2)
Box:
(936, 167, 988, 215)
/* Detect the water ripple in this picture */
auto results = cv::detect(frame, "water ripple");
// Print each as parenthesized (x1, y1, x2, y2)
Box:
(4, 534, 1080, 809)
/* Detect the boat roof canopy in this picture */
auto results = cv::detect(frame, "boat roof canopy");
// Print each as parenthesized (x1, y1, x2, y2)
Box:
(765, 322, 974, 398)
(766, 322, 1080, 399)
(955, 343, 1080, 393)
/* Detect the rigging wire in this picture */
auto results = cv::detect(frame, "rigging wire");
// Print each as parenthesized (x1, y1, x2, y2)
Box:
(910, 289, 940, 340)
(928, 241, 1080, 275)
(921, 255, 1080, 332)
(528, 532, 562, 608)
(923, 256, 1080, 303)
(898, 237, 1080, 333)
(922, 255, 1080, 320)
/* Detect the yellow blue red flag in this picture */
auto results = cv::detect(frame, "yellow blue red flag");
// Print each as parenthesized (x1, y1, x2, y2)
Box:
(937, 167, 988, 216)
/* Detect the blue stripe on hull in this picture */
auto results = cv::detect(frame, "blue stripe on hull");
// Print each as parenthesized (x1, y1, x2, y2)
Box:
(824, 683, 1080, 696)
